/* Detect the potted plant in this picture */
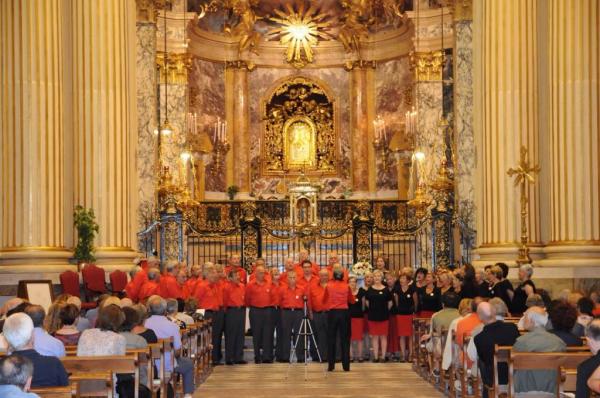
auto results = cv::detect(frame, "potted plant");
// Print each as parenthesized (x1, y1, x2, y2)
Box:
(227, 185, 239, 200)
(73, 205, 99, 270)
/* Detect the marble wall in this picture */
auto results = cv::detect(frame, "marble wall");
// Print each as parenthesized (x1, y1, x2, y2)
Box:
(415, 81, 444, 192)
(188, 57, 226, 192)
(375, 57, 413, 192)
(247, 68, 353, 199)
(454, 20, 476, 231)
(136, 23, 158, 233)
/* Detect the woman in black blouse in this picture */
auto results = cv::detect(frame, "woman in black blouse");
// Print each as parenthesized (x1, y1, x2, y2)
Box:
(489, 265, 514, 310)
(394, 271, 417, 362)
(348, 276, 366, 362)
(511, 264, 536, 315)
(418, 272, 441, 318)
(365, 270, 393, 362)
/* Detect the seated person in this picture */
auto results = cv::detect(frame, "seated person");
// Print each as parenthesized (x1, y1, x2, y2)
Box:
(473, 302, 520, 398)
(513, 306, 566, 394)
(77, 305, 126, 356)
(0, 354, 39, 398)
(65, 296, 91, 332)
(53, 304, 81, 345)
(573, 297, 595, 337)
(144, 295, 195, 398)
(548, 301, 582, 346)
(2, 313, 68, 388)
(576, 319, 600, 398)
(24, 305, 65, 358)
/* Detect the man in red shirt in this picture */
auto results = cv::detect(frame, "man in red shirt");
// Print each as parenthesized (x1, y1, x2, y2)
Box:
(184, 264, 202, 296)
(295, 249, 320, 276)
(307, 268, 329, 362)
(245, 266, 276, 363)
(297, 260, 318, 292)
(324, 266, 355, 371)
(223, 269, 247, 365)
(125, 266, 147, 302)
(280, 258, 303, 286)
(278, 272, 306, 362)
(160, 262, 184, 299)
(326, 255, 349, 282)
(224, 254, 247, 284)
(176, 269, 191, 300)
(138, 268, 161, 302)
(194, 267, 225, 365)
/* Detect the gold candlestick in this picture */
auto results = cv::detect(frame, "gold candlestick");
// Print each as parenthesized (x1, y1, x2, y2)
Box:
(507, 146, 540, 265)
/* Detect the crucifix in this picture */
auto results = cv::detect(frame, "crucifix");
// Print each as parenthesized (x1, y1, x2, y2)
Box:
(507, 146, 540, 265)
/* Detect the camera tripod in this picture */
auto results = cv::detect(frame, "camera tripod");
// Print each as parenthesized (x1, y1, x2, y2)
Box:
(285, 297, 327, 381)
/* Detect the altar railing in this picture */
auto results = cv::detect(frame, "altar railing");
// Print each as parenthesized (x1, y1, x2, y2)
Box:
(137, 199, 475, 272)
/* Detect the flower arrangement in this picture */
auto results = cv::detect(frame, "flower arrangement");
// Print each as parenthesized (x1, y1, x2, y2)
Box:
(351, 261, 372, 277)
(73, 205, 99, 264)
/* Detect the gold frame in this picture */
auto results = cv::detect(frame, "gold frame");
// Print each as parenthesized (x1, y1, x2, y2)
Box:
(283, 116, 317, 169)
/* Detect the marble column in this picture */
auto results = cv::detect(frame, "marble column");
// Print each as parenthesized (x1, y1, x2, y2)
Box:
(225, 62, 251, 195)
(0, 0, 72, 266)
(474, 0, 542, 265)
(136, 4, 159, 236)
(349, 65, 376, 194)
(543, 0, 600, 266)
(453, 1, 476, 237)
(70, 0, 139, 266)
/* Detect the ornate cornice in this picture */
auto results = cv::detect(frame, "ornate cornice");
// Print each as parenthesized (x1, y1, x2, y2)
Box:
(452, 0, 473, 22)
(136, 0, 167, 23)
(224, 60, 256, 71)
(344, 59, 376, 71)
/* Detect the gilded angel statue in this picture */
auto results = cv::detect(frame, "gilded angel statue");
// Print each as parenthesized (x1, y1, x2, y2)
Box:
(223, 0, 262, 55)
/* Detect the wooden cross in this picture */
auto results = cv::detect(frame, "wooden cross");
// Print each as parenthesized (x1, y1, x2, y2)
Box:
(507, 146, 540, 265)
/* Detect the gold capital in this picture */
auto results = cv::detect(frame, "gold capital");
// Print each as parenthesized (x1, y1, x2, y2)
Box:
(409, 51, 445, 81)
(156, 52, 192, 84)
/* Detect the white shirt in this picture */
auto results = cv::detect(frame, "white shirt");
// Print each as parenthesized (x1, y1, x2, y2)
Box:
(33, 327, 65, 357)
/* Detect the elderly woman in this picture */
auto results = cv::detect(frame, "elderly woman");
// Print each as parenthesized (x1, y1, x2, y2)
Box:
(365, 270, 393, 362)
(549, 301, 582, 346)
(118, 306, 150, 393)
(418, 272, 441, 318)
(437, 271, 454, 295)
(129, 304, 158, 344)
(394, 271, 417, 362)
(77, 305, 126, 356)
(512, 264, 536, 315)
(488, 265, 514, 310)
(348, 276, 366, 362)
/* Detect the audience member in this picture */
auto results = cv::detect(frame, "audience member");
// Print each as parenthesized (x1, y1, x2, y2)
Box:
(144, 296, 195, 398)
(2, 313, 68, 388)
(577, 319, 600, 398)
(548, 301, 582, 346)
(53, 304, 81, 345)
(77, 305, 126, 356)
(512, 264, 536, 315)
(513, 306, 566, 394)
(129, 304, 158, 344)
(573, 297, 595, 337)
(65, 296, 91, 332)
(24, 305, 65, 358)
(0, 354, 38, 398)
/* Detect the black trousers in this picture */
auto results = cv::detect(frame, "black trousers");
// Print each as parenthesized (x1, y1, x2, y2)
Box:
(311, 311, 328, 361)
(249, 307, 273, 362)
(327, 309, 350, 371)
(224, 307, 246, 363)
(280, 309, 305, 362)
(272, 307, 283, 360)
(204, 309, 225, 363)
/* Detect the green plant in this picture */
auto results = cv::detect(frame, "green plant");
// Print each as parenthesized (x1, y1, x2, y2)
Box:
(227, 185, 239, 200)
(73, 205, 99, 263)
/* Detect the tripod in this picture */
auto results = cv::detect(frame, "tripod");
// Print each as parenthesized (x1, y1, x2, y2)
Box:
(285, 297, 327, 381)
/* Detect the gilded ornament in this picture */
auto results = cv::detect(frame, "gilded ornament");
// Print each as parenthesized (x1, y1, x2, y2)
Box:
(409, 50, 445, 81)
(223, 0, 263, 55)
(156, 52, 192, 84)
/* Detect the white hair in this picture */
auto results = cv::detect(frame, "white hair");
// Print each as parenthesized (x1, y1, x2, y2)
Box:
(525, 310, 548, 328)
(3, 313, 34, 350)
(148, 295, 167, 315)
(519, 264, 534, 278)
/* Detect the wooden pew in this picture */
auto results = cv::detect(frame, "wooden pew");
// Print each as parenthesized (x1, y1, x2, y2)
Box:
(559, 367, 578, 396)
(458, 336, 480, 398)
(30, 383, 77, 398)
(412, 318, 431, 378)
(61, 355, 139, 398)
(508, 351, 591, 398)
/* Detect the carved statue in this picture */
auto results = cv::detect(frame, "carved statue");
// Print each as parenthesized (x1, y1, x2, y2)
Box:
(223, 0, 262, 55)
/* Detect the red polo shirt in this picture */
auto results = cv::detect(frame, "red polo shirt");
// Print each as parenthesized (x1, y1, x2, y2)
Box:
(223, 281, 246, 308)
(280, 266, 304, 286)
(159, 274, 183, 299)
(294, 261, 320, 276)
(245, 280, 276, 308)
(324, 280, 354, 310)
(184, 277, 200, 296)
(249, 270, 272, 284)
(138, 280, 160, 301)
(280, 285, 305, 309)
(224, 265, 248, 284)
(194, 280, 223, 311)
(125, 269, 148, 302)
(326, 266, 349, 282)
(308, 283, 328, 312)
(297, 275, 318, 292)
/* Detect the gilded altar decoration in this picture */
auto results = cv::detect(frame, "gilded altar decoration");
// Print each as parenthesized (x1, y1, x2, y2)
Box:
(507, 146, 540, 265)
(267, 2, 334, 68)
(262, 77, 336, 175)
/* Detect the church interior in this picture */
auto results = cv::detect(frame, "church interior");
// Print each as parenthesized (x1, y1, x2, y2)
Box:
(0, 0, 599, 397)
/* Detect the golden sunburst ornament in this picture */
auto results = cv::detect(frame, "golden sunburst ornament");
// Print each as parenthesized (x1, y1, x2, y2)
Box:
(268, 2, 333, 68)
